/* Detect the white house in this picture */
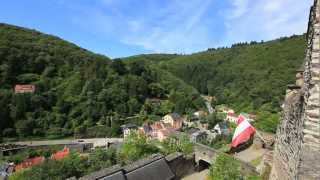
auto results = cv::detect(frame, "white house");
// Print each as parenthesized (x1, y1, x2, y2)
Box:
(193, 110, 208, 118)
(162, 113, 183, 130)
(240, 113, 256, 123)
(120, 123, 138, 138)
(225, 113, 239, 123)
(216, 105, 235, 114)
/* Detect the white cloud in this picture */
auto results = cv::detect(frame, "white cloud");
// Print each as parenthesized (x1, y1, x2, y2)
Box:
(228, 0, 250, 19)
(223, 0, 313, 45)
(62, 0, 314, 56)
(120, 0, 214, 54)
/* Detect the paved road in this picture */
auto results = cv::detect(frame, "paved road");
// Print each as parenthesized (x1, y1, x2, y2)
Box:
(10, 138, 123, 148)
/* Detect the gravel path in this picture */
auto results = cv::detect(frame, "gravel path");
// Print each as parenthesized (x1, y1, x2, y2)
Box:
(182, 169, 209, 180)
(234, 146, 267, 163)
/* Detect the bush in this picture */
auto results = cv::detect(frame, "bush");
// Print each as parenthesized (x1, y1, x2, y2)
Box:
(208, 154, 243, 180)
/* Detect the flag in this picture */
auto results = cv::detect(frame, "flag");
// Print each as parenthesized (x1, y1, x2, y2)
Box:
(236, 114, 245, 125)
(231, 115, 256, 147)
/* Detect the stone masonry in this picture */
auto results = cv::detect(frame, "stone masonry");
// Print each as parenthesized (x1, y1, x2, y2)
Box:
(270, 0, 320, 179)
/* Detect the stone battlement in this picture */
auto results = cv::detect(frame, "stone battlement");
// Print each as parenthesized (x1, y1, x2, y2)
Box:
(270, 0, 320, 179)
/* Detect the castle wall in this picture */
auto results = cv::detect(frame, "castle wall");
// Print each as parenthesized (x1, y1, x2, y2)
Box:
(270, 0, 320, 179)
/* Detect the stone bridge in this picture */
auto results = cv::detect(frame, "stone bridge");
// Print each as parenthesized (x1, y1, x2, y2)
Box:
(194, 143, 258, 175)
(194, 143, 219, 164)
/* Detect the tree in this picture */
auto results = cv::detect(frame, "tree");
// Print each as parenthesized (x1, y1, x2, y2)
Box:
(110, 59, 127, 75)
(160, 133, 193, 155)
(87, 148, 117, 172)
(206, 112, 223, 129)
(118, 132, 159, 164)
(208, 154, 243, 180)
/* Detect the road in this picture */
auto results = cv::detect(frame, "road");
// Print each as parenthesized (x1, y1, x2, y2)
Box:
(10, 138, 123, 148)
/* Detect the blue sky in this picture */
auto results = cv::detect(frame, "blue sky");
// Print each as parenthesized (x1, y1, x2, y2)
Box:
(0, 0, 313, 58)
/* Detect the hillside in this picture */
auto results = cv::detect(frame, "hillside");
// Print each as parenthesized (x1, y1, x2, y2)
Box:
(0, 23, 203, 140)
(123, 35, 307, 132)
(0, 22, 307, 139)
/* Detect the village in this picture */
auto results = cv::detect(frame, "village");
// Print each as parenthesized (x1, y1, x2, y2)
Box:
(120, 105, 257, 144)
(1, 91, 272, 180)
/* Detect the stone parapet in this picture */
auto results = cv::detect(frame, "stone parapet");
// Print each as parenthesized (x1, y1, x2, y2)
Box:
(270, 0, 320, 179)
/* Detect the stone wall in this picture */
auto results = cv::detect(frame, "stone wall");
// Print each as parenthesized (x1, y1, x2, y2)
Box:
(165, 153, 196, 180)
(270, 0, 320, 179)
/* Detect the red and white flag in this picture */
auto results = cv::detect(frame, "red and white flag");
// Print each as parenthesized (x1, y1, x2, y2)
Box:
(231, 115, 256, 147)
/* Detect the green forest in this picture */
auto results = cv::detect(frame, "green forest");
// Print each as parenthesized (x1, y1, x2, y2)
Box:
(127, 36, 306, 132)
(0, 23, 306, 140)
(0, 23, 203, 140)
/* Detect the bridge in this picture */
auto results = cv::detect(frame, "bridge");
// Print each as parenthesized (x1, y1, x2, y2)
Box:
(194, 143, 258, 175)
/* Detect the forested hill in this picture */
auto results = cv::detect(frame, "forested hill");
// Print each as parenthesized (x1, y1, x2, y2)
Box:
(0, 23, 203, 140)
(0, 22, 307, 138)
(160, 35, 306, 112)
(122, 35, 307, 132)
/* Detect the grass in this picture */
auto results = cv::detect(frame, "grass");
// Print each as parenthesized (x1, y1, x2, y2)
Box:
(250, 156, 262, 167)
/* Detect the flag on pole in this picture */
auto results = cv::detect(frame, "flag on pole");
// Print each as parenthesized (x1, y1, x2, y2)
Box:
(231, 115, 256, 147)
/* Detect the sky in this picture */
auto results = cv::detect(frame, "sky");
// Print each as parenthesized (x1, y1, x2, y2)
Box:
(0, 0, 314, 58)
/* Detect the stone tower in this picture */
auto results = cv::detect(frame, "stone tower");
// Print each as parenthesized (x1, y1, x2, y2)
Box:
(270, 0, 320, 179)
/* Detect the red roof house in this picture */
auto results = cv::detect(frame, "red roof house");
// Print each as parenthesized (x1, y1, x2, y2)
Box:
(14, 156, 45, 172)
(14, 84, 36, 93)
(51, 147, 70, 160)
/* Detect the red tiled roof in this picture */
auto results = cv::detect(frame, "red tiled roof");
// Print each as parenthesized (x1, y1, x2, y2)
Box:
(14, 84, 35, 92)
(227, 113, 238, 118)
(151, 122, 164, 130)
(51, 147, 70, 160)
(15, 156, 45, 172)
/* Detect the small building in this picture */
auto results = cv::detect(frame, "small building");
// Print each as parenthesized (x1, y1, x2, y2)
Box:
(51, 146, 70, 160)
(213, 122, 230, 136)
(15, 156, 45, 172)
(187, 128, 207, 143)
(240, 113, 256, 123)
(162, 113, 183, 130)
(0, 162, 14, 179)
(193, 110, 208, 119)
(121, 123, 138, 138)
(225, 113, 239, 123)
(216, 105, 235, 114)
(156, 128, 178, 141)
(138, 124, 153, 137)
(14, 84, 36, 94)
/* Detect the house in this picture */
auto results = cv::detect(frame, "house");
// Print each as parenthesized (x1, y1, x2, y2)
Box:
(187, 128, 207, 143)
(193, 110, 208, 119)
(15, 156, 45, 172)
(121, 123, 138, 138)
(138, 124, 153, 137)
(14, 84, 36, 93)
(213, 122, 230, 136)
(216, 105, 235, 114)
(157, 129, 172, 141)
(0, 162, 14, 179)
(225, 113, 239, 123)
(51, 146, 70, 160)
(240, 113, 256, 123)
(162, 113, 183, 130)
